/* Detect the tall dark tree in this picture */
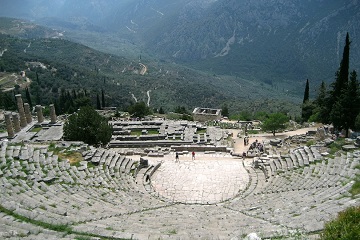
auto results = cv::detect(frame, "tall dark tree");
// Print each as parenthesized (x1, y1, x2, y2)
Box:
(222, 104, 229, 118)
(303, 79, 310, 103)
(158, 107, 165, 114)
(101, 89, 105, 108)
(301, 79, 312, 122)
(25, 87, 33, 109)
(329, 33, 351, 127)
(96, 93, 101, 110)
(329, 33, 353, 134)
(314, 81, 329, 123)
(335, 33, 351, 99)
(343, 70, 359, 135)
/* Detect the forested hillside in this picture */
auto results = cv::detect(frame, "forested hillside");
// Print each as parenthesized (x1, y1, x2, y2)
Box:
(1, 0, 359, 87)
(0, 27, 301, 116)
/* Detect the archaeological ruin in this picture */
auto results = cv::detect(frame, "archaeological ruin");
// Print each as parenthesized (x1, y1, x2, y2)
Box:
(0, 96, 359, 239)
(192, 107, 222, 122)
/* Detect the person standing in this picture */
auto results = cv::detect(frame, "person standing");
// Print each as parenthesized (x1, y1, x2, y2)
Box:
(192, 151, 195, 160)
(175, 152, 179, 162)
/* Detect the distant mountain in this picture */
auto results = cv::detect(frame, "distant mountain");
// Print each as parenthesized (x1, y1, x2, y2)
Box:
(118, 0, 360, 85)
(1, 0, 358, 87)
(0, 27, 300, 116)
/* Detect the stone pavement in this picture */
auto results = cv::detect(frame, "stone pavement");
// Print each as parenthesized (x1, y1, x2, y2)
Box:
(149, 153, 249, 204)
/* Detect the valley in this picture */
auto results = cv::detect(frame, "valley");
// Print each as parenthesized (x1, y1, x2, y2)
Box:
(0, 17, 301, 117)
(0, 0, 359, 117)
(0, 2, 359, 239)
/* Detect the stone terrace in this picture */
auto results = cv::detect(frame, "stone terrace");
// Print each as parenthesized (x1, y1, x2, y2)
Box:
(0, 139, 359, 239)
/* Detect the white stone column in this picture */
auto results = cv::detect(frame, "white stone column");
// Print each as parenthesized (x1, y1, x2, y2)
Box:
(49, 104, 57, 124)
(15, 94, 27, 128)
(36, 105, 44, 123)
(24, 103, 32, 124)
(12, 113, 21, 133)
(5, 112, 14, 138)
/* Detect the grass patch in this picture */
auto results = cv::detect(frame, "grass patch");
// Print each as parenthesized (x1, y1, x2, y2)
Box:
(306, 140, 315, 147)
(130, 129, 159, 135)
(328, 138, 346, 155)
(59, 151, 83, 166)
(350, 174, 360, 197)
(0, 204, 72, 233)
(0, 204, 131, 239)
(196, 128, 207, 134)
(247, 129, 260, 134)
(87, 162, 96, 168)
(30, 127, 42, 133)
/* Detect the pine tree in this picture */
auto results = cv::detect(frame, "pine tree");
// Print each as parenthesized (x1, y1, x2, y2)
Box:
(64, 106, 112, 146)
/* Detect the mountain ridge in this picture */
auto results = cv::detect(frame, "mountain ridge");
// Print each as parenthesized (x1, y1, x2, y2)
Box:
(0, 22, 301, 116)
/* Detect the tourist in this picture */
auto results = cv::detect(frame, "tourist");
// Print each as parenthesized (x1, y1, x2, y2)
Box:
(192, 151, 195, 160)
(175, 152, 179, 162)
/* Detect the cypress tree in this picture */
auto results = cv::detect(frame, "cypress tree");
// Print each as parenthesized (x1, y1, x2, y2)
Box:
(315, 81, 329, 123)
(159, 107, 165, 114)
(96, 93, 101, 110)
(344, 71, 359, 135)
(303, 79, 310, 103)
(329, 33, 351, 132)
(336, 33, 351, 98)
(25, 87, 33, 109)
(301, 79, 312, 122)
(101, 89, 105, 108)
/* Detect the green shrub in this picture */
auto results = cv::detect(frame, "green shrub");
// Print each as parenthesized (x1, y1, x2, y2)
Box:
(320, 206, 360, 240)
(328, 138, 346, 155)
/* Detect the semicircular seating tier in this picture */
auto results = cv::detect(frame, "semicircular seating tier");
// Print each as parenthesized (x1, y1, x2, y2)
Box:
(0, 142, 358, 239)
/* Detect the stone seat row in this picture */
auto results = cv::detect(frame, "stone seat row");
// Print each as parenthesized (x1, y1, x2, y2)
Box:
(0, 212, 74, 240)
(1, 171, 162, 226)
(228, 180, 355, 232)
(0, 143, 166, 228)
(253, 152, 359, 195)
(262, 146, 323, 178)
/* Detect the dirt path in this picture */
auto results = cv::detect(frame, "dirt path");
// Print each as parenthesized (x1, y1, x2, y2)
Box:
(230, 127, 317, 154)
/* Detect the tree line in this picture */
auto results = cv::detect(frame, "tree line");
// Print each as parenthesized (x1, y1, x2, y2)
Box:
(301, 33, 359, 137)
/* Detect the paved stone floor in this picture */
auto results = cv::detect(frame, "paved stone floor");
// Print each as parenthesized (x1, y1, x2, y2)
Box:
(150, 153, 249, 204)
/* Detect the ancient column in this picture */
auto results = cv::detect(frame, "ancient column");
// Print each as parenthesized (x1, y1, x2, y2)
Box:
(24, 103, 32, 124)
(49, 104, 57, 124)
(5, 112, 14, 138)
(36, 105, 44, 123)
(12, 113, 21, 133)
(15, 94, 27, 128)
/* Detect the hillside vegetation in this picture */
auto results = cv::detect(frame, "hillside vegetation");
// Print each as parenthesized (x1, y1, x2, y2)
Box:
(0, 19, 302, 116)
(1, 1, 359, 91)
